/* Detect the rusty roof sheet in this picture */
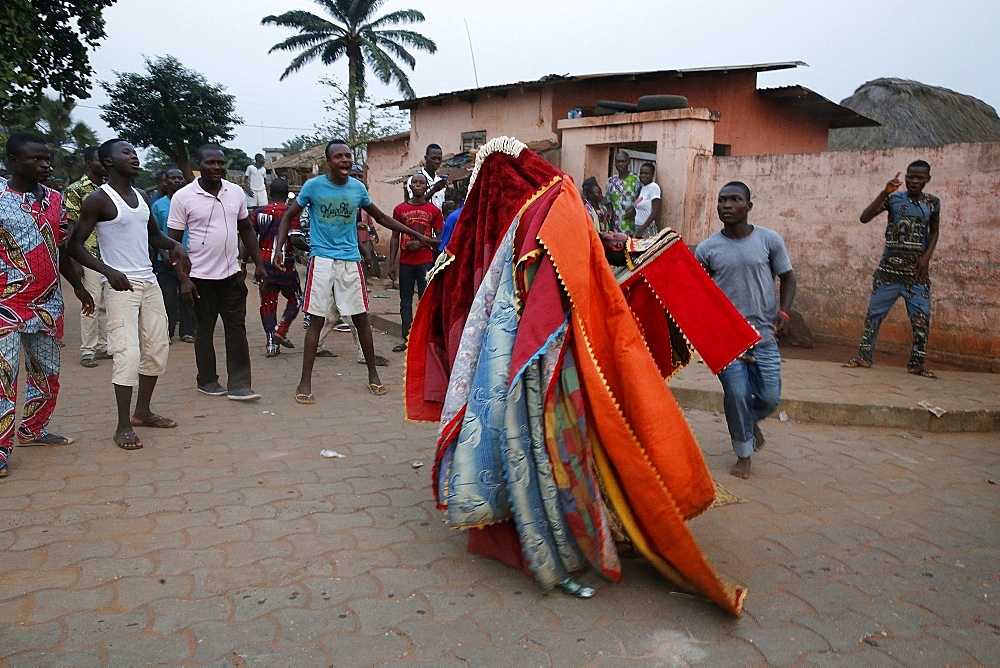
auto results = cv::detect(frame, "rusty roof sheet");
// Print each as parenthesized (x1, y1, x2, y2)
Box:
(758, 85, 880, 128)
(383, 61, 808, 109)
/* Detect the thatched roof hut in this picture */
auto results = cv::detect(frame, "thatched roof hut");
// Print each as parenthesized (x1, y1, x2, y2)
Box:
(268, 145, 326, 187)
(829, 78, 1000, 151)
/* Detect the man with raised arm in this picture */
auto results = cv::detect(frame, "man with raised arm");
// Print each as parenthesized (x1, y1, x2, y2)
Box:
(276, 140, 435, 402)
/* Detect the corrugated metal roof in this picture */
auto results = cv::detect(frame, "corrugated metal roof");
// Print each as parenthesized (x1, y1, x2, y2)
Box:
(382, 61, 808, 109)
(758, 85, 880, 128)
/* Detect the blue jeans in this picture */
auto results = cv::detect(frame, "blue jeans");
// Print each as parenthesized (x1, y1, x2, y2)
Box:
(858, 281, 930, 368)
(717, 341, 782, 458)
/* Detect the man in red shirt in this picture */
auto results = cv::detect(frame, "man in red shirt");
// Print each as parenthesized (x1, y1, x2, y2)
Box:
(389, 173, 442, 352)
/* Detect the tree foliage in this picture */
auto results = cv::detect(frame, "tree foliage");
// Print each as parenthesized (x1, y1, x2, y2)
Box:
(262, 0, 435, 144)
(1, 96, 98, 184)
(280, 134, 326, 155)
(99, 55, 243, 180)
(0, 0, 116, 117)
(312, 78, 408, 164)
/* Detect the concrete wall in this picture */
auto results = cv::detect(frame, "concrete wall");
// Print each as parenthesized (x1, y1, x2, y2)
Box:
(558, 109, 718, 237)
(692, 142, 1000, 370)
(551, 72, 830, 156)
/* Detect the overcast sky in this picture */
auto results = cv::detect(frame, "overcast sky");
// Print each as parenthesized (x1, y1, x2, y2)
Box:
(72, 0, 1000, 158)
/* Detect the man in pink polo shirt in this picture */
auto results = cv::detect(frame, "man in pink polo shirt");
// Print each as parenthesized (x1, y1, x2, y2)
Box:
(167, 144, 266, 401)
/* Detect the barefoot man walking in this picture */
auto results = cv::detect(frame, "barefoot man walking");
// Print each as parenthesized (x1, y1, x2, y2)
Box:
(696, 181, 796, 479)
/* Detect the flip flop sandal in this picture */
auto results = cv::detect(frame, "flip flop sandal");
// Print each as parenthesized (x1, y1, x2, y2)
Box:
(17, 432, 74, 446)
(130, 414, 178, 428)
(80, 355, 98, 368)
(366, 382, 388, 396)
(295, 393, 316, 405)
(113, 432, 144, 450)
(316, 350, 338, 358)
(841, 358, 872, 369)
(908, 366, 937, 378)
(392, 344, 407, 353)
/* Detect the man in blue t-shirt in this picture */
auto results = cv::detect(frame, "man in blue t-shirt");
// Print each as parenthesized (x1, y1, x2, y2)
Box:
(277, 140, 436, 402)
(696, 181, 796, 480)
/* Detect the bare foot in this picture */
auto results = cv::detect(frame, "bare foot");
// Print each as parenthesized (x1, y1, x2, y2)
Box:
(295, 382, 311, 398)
(730, 457, 751, 479)
(753, 424, 765, 451)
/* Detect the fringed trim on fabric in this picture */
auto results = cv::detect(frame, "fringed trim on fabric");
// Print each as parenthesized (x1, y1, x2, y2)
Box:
(426, 247, 456, 284)
(467, 136, 528, 190)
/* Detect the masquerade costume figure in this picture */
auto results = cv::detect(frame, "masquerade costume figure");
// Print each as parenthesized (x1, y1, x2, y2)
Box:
(405, 138, 757, 616)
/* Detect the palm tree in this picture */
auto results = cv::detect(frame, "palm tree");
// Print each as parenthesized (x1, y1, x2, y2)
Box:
(262, 0, 436, 148)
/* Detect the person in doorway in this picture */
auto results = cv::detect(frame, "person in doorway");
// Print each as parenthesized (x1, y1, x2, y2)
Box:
(70, 139, 190, 450)
(389, 172, 443, 352)
(63, 145, 110, 367)
(622, 162, 661, 238)
(843, 161, 940, 378)
(167, 144, 266, 401)
(695, 181, 796, 479)
(605, 149, 640, 233)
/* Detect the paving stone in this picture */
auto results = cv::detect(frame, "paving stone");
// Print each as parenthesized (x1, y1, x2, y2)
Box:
(153, 547, 226, 576)
(272, 605, 356, 643)
(732, 623, 830, 666)
(317, 630, 409, 664)
(0, 621, 64, 655)
(60, 610, 149, 650)
(105, 633, 194, 665)
(232, 585, 308, 621)
(225, 645, 330, 667)
(869, 634, 975, 665)
(6, 649, 103, 668)
(925, 623, 1000, 664)
(27, 587, 115, 623)
(190, 618, 277, 663)
(411, 586, 501, 624)
(149, 595, 233, 634)
(0, 568, 80, 602)
(73, 556, 155, 587)
(794, 611, 887, 652)
(301, 575, 380, 607)
(393, 617, 486, 661)
(113, 574, 193, 609)
(452, 643, 549, 666)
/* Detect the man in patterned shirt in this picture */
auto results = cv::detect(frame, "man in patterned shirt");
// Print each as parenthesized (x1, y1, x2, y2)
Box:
(247, 178, 307, 357)
(605, 149, 640, 234)
(63, 146, 109, 368)
(0, 132, 95, 477)
(844, 160, 941, 378)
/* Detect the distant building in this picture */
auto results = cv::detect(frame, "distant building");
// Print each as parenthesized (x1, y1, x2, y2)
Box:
(366, 61, 876, 227)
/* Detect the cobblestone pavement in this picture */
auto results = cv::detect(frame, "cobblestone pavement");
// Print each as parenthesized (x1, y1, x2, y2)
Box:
(0, 283, 996, 666)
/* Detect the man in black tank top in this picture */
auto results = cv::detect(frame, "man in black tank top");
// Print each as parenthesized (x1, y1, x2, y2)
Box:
(69, 139, 191, 451)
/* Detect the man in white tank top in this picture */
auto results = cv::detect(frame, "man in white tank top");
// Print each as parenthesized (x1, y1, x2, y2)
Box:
(69, 139, 191, 451)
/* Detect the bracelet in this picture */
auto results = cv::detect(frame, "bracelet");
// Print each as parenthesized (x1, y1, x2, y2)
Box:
(778, 310, 791, 321)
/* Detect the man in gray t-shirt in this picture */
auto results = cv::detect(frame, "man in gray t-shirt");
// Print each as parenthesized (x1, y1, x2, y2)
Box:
(695, 181, 796, 479)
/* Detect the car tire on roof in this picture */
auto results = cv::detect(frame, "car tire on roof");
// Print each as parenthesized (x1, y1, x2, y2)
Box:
(636, 95, 689, 111)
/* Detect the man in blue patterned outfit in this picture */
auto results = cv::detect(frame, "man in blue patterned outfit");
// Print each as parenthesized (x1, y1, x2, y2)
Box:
(844, 160, 940, 378)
